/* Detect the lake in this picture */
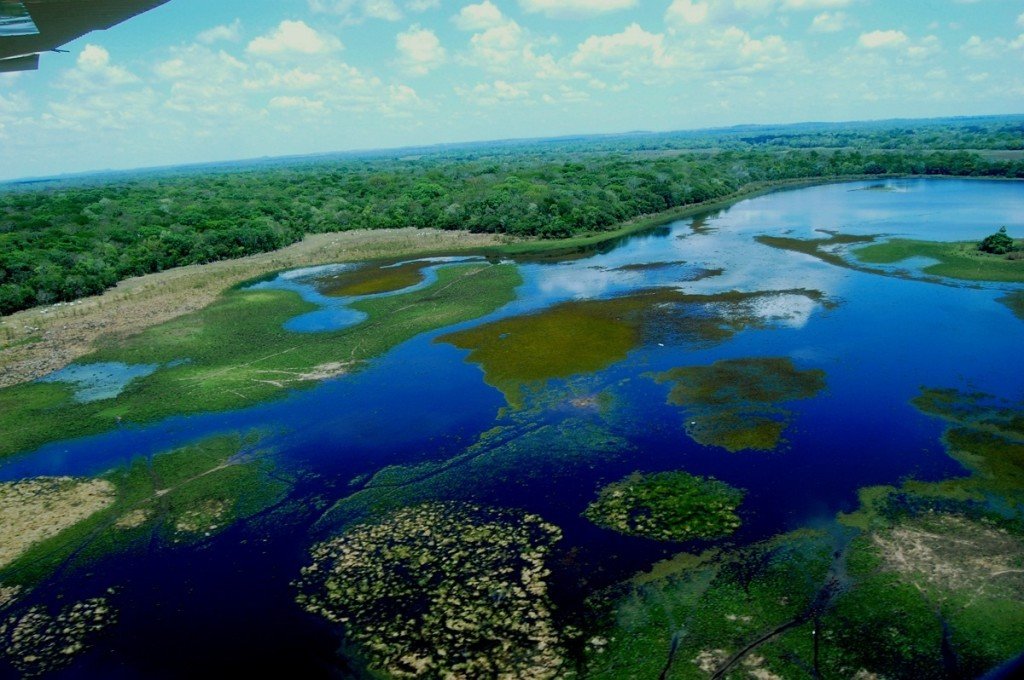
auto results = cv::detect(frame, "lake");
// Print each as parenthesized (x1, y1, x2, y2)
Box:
(2, 178, 1022, 678)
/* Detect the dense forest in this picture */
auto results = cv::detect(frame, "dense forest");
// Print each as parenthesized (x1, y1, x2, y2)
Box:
(2, 116, 1023, 315)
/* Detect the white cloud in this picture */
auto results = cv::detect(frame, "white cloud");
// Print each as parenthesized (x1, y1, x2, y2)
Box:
(308, 0, 403, 23)
(396, 25, 446, 74)
(1018, 12, 1024, 28)
(519, 0, 636, 19)
(247, 20, 343, 56)
(809, 11, 847, 33)
(858, 30, 908, 49)
(665, 0, 709, 26)
(782, 0, 851, 8)
(60, 44, 139, 92)
(456, 79, 530, 105)
(960, 34, 1024, 59)
(453, 1, 504, 31)
(197, 20, 241, 45)
(571, 24, 672, 74)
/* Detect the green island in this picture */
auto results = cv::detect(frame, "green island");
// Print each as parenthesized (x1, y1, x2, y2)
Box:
(853, 226, 1024, 283)
(584, 386, 1024, 679)
(759, 226, 1024, 284)
(0, 262, 520, 459)
(439, 290, 827, 407)
(652, 357, 828, 452)
(583, 471, 744, 543)
(295, 502, 567, 679)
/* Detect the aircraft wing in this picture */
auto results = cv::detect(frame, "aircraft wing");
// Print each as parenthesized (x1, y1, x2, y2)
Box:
(0, 0, 169, 71)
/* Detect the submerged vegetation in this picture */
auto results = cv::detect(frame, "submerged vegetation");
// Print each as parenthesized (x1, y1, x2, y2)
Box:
(583, 471, 744, 543)
(653, 357, 827, 452)
(296, 502, 567, 679)
(0, 263, 520, 459)
(440, 289, 827, 407)
(0, 596, 116, 678)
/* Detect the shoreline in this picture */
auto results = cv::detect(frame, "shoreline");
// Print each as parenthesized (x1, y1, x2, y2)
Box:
(1, 173, 1019, 388)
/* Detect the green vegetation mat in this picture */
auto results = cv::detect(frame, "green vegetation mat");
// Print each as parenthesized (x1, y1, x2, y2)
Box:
(583, 471, 744, 542)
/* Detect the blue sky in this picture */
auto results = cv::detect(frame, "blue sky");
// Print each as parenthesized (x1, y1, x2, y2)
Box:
(0, 0, 1022, 180)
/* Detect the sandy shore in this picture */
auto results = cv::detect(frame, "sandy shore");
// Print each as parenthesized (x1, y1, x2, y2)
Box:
(0, 228, 507, 388)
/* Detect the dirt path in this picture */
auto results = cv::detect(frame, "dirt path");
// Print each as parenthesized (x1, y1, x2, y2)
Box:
(0, 228, 507, 389)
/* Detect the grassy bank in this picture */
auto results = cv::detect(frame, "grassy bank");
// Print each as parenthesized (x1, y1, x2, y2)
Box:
(853, 238, 1024, 283)
(0, 263, 521, 460)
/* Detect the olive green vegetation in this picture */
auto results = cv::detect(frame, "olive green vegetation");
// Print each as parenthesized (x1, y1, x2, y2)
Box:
(1001, 291, 1024, 321)
(755, 233, 877, 269)
(296, 502, 568, 679)
(652, 357, 827, 452)
(0, 263, 521, 459)
(4, 115, 1024, 316)
(317, 260, 428, 297)
(439, 289, 827, 407)
(853, 238, 1024, 283)
(583, 471, 744, 543)
(0, 434, 288, 588)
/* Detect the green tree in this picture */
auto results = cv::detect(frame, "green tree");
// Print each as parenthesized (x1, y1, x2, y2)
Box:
(979, 226, 1014, 255)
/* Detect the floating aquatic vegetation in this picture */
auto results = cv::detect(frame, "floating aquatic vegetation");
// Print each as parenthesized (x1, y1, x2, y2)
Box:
(583, 471, 744, 542)
(653, 357, 826, 452)
(0, 477, 115, 570)
(0, 585, 19, 610)
(296, 502, 568, 679)
(0, 597, 116, 678)
(439, 289, 827, 407)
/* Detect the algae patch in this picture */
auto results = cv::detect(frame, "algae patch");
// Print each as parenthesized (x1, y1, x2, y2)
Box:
(584, 471, 744, 543)
(0, 477, 115, 570)
(296, 502, 568, 679)
(653, 357, 826, 452)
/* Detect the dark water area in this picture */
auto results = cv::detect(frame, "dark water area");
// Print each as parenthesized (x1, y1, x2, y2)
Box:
(3, 178, 1023, 678)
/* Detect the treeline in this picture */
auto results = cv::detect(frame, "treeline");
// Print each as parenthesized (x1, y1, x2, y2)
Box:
(2, 140, 1023, 315)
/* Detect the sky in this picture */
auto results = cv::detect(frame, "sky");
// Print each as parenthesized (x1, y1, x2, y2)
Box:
(0, 0, 1022, 180)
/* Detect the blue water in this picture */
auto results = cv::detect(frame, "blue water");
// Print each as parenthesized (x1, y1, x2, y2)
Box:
(3, 179, 1023, 678)
(38, 361, 160, 403)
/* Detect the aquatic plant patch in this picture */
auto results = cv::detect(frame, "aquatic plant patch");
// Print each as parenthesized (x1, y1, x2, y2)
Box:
(653, 357, 827, 452)
(440, 290, 827, 407)
(0, 596, 115, 678)
(296, 502, 568, 679)
(583, 471, 744, 542)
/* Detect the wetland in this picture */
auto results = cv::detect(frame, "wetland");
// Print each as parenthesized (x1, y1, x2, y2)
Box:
(0, 178, 1022, 678)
